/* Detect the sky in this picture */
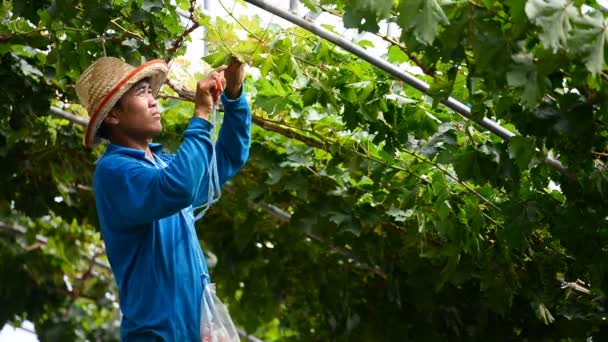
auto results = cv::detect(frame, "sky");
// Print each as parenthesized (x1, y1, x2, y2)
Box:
(0, 322, 38, 342)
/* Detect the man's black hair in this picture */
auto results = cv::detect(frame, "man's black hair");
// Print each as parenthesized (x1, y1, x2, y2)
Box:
(97, 122, 111, 140)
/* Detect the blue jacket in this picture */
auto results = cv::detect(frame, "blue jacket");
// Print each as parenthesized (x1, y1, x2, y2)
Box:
(93, 93, 251, 341)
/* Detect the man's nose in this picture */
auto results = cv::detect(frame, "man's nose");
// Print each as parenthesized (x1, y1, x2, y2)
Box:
(148, 94, 158, 107)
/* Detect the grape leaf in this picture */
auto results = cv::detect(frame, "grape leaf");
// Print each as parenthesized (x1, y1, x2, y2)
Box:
(397, 0, 450, 45)
(525, 0, 576, 52)
(569, 11, 608, 75)
(507, 136, 535, 170)
(506, 52, 543, 108)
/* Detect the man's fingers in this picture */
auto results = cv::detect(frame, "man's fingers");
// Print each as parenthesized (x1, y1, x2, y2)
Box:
(214, 78, 223, 101)
(213, 65, 228, 73)
(206, 69, 225, 89)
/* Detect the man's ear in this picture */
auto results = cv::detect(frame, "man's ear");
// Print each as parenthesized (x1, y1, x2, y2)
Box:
(104, 110, 120, 126)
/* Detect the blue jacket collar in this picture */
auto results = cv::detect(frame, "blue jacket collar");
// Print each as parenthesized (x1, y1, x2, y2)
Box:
(100, 143, 164, 162)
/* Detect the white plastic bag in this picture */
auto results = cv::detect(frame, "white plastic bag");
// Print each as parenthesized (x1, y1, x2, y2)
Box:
(200, 283, 239, 342)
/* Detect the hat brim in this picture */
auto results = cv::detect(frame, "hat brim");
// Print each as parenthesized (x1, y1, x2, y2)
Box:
(84, 59, 168, 148)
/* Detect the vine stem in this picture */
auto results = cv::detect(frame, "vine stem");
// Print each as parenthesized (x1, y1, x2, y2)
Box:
(110, 19, 145, 39)
(166, 0, 200, 61)
(217, 0, 275, 65)
(213, 2, 331, 72)
(401, 150, 500, 211)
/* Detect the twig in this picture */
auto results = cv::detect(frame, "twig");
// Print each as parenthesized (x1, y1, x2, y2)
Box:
(252, 116, 326, 150)
(111, 19, 145, 39)
(166, 0, 200, 60)
(12, 26, 91, 35)
(158, 93, 187, 101)
(560, 280, 591, 296)
(402, 149, 500, 211)
(376, 32, 436, 77)
(216, 2, 331, 72)
(218, 0, 258, 39)
(52, 72, 500, 213)
(247, 10, 274, 65)
(65, 249, 106, 317)
(218, 0, 277, 65)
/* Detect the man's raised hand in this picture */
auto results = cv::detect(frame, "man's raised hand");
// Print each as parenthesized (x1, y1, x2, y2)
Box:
(194, 66, 227, 120)
(223, 57, 245, 99)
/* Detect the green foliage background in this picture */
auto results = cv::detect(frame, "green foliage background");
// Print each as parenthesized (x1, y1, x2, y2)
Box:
(2, 0, 608, 340)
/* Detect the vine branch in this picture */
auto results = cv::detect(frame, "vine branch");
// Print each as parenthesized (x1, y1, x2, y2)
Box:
(166, 0, 200, 60)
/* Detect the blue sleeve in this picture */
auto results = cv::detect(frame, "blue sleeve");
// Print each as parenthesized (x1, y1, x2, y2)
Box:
(94, 118, 214, 228)
(193, 90, 252, 207)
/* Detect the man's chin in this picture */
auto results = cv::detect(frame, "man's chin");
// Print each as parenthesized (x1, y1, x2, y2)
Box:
(152, 125, 162, 136)
(144, 128, 162, 141)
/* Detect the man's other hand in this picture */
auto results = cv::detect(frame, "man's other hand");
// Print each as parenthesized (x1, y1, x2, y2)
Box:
(224, 57, 245, 99)
(194, 66, 226, 120)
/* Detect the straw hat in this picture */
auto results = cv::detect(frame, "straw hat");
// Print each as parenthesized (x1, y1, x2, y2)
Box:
(75, 57, 168, 148)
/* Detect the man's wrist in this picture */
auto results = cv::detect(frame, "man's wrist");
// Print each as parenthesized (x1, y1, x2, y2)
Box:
(224, 85, 242, 99)
(194, 108, 210, 120)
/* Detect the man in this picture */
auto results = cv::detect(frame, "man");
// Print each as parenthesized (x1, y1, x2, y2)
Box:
(75, 56, 251, 341)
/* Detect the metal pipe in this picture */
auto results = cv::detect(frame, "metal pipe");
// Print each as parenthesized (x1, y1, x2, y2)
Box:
(243, 0, 568, 174)
(203, 0, 210, 56)
(49, 106, 88, 126)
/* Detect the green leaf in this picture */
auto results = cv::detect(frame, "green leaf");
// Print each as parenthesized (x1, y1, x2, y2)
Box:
(357, 39, 375, 48)
(431, 172, 449, 201)
(12, 0, 50, 23)
(300, 0, 318, 12)
(387, 45, 409, 64)
(525, 0, 576, 51)
(343, 0, 393, 32)
(142, 0, 163, 12)
(569, 11, 608, 75)
(202, 50, 230, 68)
(397, 0, 450, 45)
(506, 52, 543, 108)
(507, 136, 535, 169)
(259, 54, 275, 77)
(507, 0, 527, 25)
(386, 206, 414, 222)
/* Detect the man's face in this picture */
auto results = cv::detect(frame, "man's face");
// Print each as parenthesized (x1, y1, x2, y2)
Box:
(107, 79, 162, 140)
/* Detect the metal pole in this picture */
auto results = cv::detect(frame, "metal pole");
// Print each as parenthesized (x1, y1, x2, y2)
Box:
(243, 0, 568, 174)
(203, 0, 210, 56)
(49, 106, 88, 126)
